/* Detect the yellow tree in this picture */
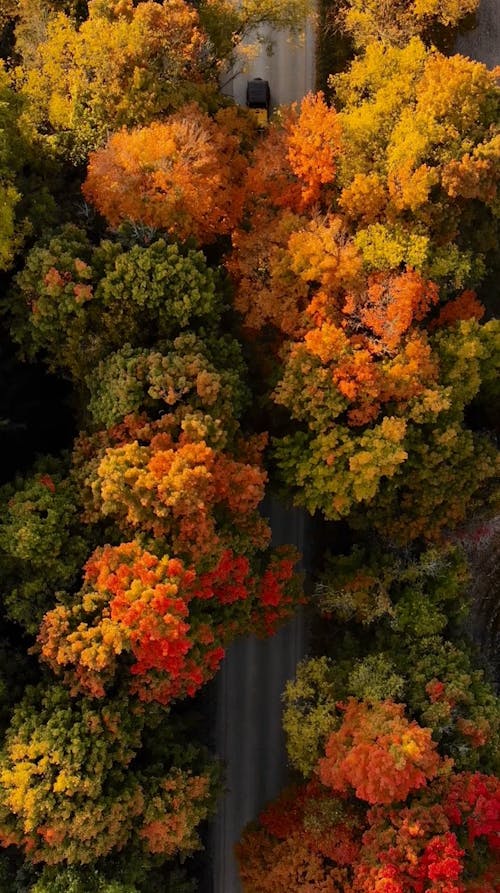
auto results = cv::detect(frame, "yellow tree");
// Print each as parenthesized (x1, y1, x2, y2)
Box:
(15, 0, 217, 160)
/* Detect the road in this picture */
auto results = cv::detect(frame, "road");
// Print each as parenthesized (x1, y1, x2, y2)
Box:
(222, 18, 316, 110)
(456, 0, 500, 66)
(212, 500, 312, 893)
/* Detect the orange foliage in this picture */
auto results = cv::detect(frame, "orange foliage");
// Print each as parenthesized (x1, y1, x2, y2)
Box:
(88, 417, 270, 564)
(83, 105, 246, 244)
(228, 210, 310, 336)
(430, 290, 485, 330)
(139, 771, 212, 855)
(37, 538, 301, 702)
(441, 142, 499, 205)
(296, 270, 441, 426)
(355, 270, 440, 350)
(37, 542, 227, 703)
(317, 700, 445, 804)
(286, 93, 342, 207)
(237, 829, 348, 892)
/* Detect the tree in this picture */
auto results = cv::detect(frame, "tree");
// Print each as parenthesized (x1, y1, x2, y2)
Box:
(0, 684, 218, 865)
(337, 0, 479, 50)
(83, 105, 248, 244)
(15, 0, 218, 161)
(6, 227, 224, 379)
(84, 333, 250, 434)
(237, 718, 499, 893)
(317, 699, 445, 805)
(0, 460, 91, 633)
(0, 65, 24, 270)
(333, 40, 499, 290)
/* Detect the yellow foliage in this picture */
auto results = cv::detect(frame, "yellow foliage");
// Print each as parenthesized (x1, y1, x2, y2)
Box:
(16, 0, 215, 159)
(288, 216, 364, 295)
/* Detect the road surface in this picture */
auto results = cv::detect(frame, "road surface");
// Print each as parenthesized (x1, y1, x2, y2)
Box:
(222, 18, 316, 109)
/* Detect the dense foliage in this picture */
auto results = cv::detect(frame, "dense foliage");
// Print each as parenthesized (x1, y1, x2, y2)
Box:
(0, 0, 498, 889)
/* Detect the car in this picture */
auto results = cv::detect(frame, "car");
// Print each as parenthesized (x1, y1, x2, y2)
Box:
(246, 77, 271, 126)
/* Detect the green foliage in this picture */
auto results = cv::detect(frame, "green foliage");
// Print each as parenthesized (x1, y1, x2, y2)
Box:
(0, 65, 24, 270)
(282, 657, 340, 777)
(317, 544, 469, 629)
(30, 863, 198, 893)
(6, 228, 223, 380)
(85, 333, 250, 435)
(354, 422, 499, 545)
(0, 459, 90, 633)
(30, 865, 138, 893)
(346, 653, 405, 703)
(399, 636, 500, 773)
(0, 684, 218, 865)
(275, 319, 500, 538)
(274, 417, 409, 522)
(308, 546, 500, 775)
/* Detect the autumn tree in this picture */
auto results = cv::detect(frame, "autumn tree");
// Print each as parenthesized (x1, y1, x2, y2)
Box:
(231, 50, 500, 538)
(274, 280, 499, 540)
(0, 684, 218, 865)
(83, 105, 249, 245)
(286, 545, 500, 773)
(0, 459, 92, 633)
(5, 226, 225, 379)
(227, 93, 342, 341)
(333, 40, 499, 290)
(84, 332, 250, 433)
(15, 0, 219, 161)
(237, 707, 500, 893)
(317, 698, 445, 804)
(336, 0, 479, 49)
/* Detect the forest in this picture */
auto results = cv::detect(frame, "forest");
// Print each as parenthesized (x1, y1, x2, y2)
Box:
(0, 1, 498, 891)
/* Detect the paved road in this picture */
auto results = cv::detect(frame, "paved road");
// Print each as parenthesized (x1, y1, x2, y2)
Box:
(212, 500, 312, 893)
(222, 19, 316, 109)
(456, 0, 500, 66)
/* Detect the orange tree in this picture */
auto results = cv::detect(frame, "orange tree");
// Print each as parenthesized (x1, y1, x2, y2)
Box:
(237, 705, 500, 893)
(82, 105, 249, 245)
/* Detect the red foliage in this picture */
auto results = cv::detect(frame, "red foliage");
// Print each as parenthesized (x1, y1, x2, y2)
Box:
(317, 700, 444, 804)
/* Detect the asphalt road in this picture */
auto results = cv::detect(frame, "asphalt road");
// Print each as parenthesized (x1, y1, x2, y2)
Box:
(212, 500, 312, 893)
(223, 18, 316, 110)
(456, 0, 500, 66)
